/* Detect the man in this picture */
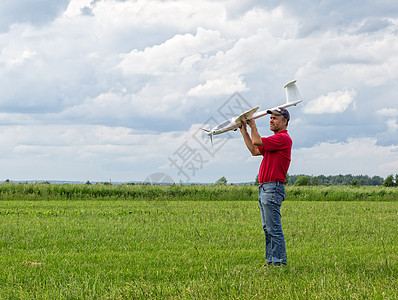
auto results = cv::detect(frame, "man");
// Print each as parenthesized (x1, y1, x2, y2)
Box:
(240, 107, 292, 266)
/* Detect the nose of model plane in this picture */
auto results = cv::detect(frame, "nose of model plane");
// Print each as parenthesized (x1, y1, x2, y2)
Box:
(201, 128, 214, 146)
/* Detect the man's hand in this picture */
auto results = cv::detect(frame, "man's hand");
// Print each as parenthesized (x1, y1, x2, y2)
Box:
(240, 120, 248, 133)
(246, 119, 257, 130)
(240, 119, 261, 156)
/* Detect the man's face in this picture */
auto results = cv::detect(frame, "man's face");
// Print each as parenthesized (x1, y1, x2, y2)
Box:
(269, 114, 286, 133)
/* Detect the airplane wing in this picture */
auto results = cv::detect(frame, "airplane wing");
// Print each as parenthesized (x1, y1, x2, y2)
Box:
(250, 99, 302, 120)
(235, 106, 260, 123)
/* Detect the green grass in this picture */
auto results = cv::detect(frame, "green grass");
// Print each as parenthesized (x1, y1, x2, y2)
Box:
(0, 184, 397, 299)
(1, 182, 398, 201)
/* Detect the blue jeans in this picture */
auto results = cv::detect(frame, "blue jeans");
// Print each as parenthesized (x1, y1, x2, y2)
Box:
(258, 182, 287, 265)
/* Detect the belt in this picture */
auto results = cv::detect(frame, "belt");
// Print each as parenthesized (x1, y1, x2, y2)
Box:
(259, 181, 284, 188)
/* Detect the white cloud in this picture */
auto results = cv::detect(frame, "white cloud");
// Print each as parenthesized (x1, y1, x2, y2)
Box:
(0, 123, 178, 181)
(187, 74, 247, 97)
(376, 107, 398, 133)
(118, 28, 228, 76)
(377, 108, 398, 117)
(117, 27, 249, 99)
(386, 119, 398, 133)
(302, 90, 357, 114)
(64, 0, 93, 18)
(291, 138, 398, 177)
(0, 47, 36, 68)
(1, 1, 398, 182)
(296, 20, 398, 90)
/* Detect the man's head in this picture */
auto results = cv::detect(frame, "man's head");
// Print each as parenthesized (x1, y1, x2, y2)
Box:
(266, 107, 290, 133)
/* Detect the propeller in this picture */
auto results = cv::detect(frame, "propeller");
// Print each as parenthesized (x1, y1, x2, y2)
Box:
(201, 128, 213, 147)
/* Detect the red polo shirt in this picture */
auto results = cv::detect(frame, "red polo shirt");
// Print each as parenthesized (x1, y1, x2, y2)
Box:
(257, 130, 292, 184)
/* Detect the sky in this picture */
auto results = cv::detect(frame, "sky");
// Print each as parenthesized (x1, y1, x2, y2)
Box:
(0, 0, 398, 183)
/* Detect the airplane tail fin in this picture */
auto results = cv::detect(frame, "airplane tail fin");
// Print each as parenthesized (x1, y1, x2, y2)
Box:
(284, 80, 303, 104)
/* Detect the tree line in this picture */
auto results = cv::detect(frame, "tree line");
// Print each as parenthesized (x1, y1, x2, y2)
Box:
(286, 174, 398, 187)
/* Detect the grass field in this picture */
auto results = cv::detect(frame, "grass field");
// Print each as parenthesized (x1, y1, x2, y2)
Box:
(0, 184, 397, 299)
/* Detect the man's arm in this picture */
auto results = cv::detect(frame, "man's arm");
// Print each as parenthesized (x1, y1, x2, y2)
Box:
(247, 119, 263, 147)
(240, 121, 261, 156)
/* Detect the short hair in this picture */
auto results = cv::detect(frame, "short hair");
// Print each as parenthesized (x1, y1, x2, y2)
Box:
(282, 116, 289, 127)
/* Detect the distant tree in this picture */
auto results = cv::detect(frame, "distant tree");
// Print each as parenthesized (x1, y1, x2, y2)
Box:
(294, 175, 310, 186)
(311, 176, 318, 186)
(395, 174, 398, 187)
(85, 180, 92, 185)
(360, 175, 370, 185)
(317, 175, 328, 185)
(285, 173, 289, 185)
(5, 179, 10, 183)
(215, 176, 227, 185)
(287, 174, 298, 185)
(351, 179, 360, 187)
(383, 175, 395, 187)
(285, 174, 387, 186)
(371, 176, 384, 186)
(255, 174, 259, 185)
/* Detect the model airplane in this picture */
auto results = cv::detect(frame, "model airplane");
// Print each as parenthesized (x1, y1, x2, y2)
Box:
(202, 80, 303, 144)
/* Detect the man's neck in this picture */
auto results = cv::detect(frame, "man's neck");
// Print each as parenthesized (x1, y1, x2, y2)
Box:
(273, 128, 287, 134)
